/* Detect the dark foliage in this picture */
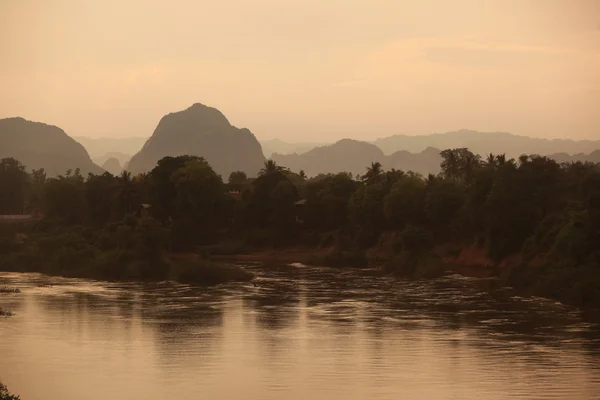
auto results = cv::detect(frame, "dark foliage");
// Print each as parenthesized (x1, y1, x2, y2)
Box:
(1, 150, 599, 304)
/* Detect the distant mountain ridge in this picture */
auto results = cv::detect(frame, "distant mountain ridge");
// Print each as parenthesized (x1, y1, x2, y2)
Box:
(0, 117, 103, 176)
(127, 103, 265, 177)
(272, 138, 600, 178)
(548, 150, 600, 164)
(101, 157, 123, 176)
(259, 139, 326, 158)
(373, 129, 600, 158)
(272, 139, 443, 177)
(93, 152, 132, 169)
(74, 136, 148, 159)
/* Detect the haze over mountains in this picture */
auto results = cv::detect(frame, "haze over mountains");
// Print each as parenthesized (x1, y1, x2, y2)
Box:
(73, 136, 147, 163)
(2, 104, 599, 180)
(101, 157, 123, 176)
(373, 130, 600, 158)
(270, 130, 600, 176)
(0, 117, 102, 176)
(127, 103, 265, 177)
(271, 140, 443, 177)
(260, 139, 326, 158)
(75, 129, 600, 169)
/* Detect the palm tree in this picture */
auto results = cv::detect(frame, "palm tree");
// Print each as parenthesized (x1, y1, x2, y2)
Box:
(117, 170, 137, 215)
(461, 151, 481, 184)
(496, 154, 507, 166)
(363, 162, 383, 184)
(259, 160, 285, 176)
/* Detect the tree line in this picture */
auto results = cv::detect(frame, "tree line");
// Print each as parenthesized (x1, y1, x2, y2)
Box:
(0, 148, 599, 303)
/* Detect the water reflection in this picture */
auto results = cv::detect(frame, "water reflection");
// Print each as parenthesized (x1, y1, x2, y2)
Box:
(1, 266, 600, 400)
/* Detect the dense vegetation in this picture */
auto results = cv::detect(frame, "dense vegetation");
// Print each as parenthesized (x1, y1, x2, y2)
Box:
(1, 149, 599, 304)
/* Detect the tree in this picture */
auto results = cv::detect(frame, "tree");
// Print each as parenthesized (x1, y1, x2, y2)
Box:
(44, 170, 87, 224)
(170, 158, 224, 248)
(484, 162, 535, 260)
(424, 179, 465, 233)
(362, 162, 383, 185)
(269, 179, 298, 239)
(149, 155, 201, 220)
(0, 158, 29, 214)
(85, 172, 118, 225)
(349, 180, 389, 245)
(440, 148, 481, 184)
(115, 171, 140, 217)
(259, 160, 285, 176)
(383, 175, 426, 228)
(228, 171, 247, 185)
(304, 172, 358, 230)
(29, 168, 47, 210)
(0, 380, 20, 400)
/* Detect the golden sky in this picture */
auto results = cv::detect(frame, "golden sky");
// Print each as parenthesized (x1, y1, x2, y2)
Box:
(1, 0, 599, 141)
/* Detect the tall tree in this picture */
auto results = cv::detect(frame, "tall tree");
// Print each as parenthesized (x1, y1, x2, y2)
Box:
(363, 162, 383, 185)
(259, 160, 285, 176)
(0, 158, 29, 214)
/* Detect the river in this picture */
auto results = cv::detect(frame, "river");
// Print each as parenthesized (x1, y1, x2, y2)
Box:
(1, 264, 600, 400)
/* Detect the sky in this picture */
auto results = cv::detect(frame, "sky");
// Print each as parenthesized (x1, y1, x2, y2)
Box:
(1, 0, 599, 141)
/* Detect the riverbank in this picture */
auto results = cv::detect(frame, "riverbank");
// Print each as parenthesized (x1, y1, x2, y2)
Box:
(0, 247, 254, 287)
(209, 244, 598, 308)
(210, 247, 497, 279)
(1, 223, 596, 307)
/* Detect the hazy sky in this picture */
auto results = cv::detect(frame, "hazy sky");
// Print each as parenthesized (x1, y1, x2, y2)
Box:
(1, 0, 599, 141)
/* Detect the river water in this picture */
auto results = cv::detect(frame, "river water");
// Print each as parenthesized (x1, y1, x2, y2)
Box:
(1, 264, 600, 400)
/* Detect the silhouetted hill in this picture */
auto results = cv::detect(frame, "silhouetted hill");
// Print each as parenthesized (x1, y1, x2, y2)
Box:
(374, 129, 600, 158)
(548, 150, 600, 164)
(74, 136, 148, 160)
(0, 117, 103, 176)
(127, 103, 265, 177)
(386, 147, 442, 176)
(101, 157, 122, 176)
(260, 139, 325, 158)
(93, 152, 131, 168)
(273, 139, 445, 177)
(272, 139, 384, 177)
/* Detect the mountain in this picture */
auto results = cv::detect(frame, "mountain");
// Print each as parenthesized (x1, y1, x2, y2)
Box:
(127, 103, 265, 177)
(0, 117, 103, 176)
(101, 157, 123, 176)
(74, 136, 148, 160)
(373, 129, 600, 158)
(548, 150, 600, 164)
(260, 139, 325, 158)
(271, 139, 443, 177)
(386, 147, 442, 176)
(93, 152, 131, 168)
(272, 139, 383, 177)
